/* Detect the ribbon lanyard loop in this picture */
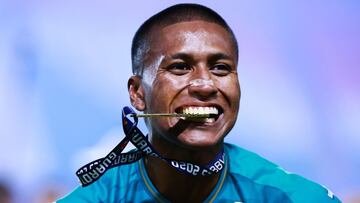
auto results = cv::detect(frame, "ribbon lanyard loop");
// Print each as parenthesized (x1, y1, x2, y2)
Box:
(122, 106, 138, 135)
(76, 106, 226, 187)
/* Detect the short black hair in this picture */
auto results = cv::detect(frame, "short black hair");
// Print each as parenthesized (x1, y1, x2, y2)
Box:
(131, 3, 238, 76)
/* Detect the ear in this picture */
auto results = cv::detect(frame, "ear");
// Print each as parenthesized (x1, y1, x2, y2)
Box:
(128, 76, 146, 111)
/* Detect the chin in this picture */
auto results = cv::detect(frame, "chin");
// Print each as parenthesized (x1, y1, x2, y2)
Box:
(175, 131, 224, 150)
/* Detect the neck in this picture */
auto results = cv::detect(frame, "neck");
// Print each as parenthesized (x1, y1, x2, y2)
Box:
(145, 135, 224, 202)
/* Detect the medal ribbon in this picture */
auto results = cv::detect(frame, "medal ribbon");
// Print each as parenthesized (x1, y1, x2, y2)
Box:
(76, 106, 225, 187)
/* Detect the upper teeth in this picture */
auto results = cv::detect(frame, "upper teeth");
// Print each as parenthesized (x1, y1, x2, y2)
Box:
(181, 106, 218, 115)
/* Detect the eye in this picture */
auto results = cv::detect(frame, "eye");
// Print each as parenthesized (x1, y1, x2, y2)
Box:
(168, 63, 192, 75)
(210, 64, 232, 76)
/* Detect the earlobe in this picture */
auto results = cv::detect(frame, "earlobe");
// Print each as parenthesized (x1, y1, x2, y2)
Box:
(128, 76, 146, 111)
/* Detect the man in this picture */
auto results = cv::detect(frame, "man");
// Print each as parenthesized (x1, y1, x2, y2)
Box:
(58, 3, 341, 202)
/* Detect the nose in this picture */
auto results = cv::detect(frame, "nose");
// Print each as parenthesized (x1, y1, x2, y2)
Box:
(188, 68, 218, 100)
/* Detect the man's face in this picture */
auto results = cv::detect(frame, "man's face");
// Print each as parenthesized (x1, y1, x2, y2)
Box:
(140, 20, 240, 148)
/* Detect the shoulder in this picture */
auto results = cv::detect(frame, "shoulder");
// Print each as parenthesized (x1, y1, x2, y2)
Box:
(224, 143, 341, 202)
(56, 161, 139, 202)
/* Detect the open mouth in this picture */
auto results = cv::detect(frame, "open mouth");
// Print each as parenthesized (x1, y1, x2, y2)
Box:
(175, 106, 223, 123)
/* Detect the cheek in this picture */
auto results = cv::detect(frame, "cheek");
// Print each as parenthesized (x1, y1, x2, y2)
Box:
(217, 76, 241, 106)
(150, 75, 187, 109)
(155, 73, 190, 93)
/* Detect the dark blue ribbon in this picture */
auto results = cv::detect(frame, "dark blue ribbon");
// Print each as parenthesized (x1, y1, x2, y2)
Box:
(76, 106, 225, 187)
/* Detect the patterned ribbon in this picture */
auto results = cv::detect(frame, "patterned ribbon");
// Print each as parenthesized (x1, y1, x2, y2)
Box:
(76, 106, 225, 187)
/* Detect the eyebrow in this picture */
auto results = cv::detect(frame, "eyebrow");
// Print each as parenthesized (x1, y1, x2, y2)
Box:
(208, 53, 233, 61)
(169, 52, 234, 61)
(170, 52, 193, 61)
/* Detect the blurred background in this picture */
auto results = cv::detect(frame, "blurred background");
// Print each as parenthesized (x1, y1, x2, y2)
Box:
(0, 0, 359, 202)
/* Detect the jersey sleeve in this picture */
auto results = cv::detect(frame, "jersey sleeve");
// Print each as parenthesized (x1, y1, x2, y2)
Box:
(55, 166, 119, 202)
(56, 180, 108, 203)
(225, 143, 342, 203)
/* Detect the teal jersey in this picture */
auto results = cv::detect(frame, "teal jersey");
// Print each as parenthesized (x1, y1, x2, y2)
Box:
(57, 143, 341, 202)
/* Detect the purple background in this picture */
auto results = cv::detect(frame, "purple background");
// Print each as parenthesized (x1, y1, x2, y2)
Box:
(0, 1, 359, 202)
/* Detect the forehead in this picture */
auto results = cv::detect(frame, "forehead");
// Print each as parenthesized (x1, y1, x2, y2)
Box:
(149, 20, 236, 57)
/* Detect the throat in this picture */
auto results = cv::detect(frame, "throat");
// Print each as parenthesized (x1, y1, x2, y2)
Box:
(144, 156, 221, 203)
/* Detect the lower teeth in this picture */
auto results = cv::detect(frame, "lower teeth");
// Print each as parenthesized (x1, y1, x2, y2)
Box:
(180, 117, 215, 123)
(205, 118, 215, 123)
